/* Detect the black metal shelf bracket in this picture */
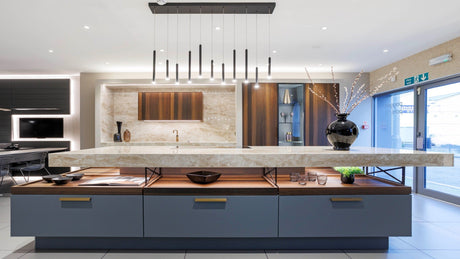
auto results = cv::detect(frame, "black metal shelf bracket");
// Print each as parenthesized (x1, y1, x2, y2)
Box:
(364, 166, 406, 185)
(263, 167, 277, 185)
(145, 167, 162, 184)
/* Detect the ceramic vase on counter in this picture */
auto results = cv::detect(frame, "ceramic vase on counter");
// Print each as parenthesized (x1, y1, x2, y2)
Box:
(113, 121, 122, 142)
(325, 113, 358, 150)
(123, 129, 131, 142)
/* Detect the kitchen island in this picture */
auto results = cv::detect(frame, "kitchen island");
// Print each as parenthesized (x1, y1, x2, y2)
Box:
(11, 146, 453, 250)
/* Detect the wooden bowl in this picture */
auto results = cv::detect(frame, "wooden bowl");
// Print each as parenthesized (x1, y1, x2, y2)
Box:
(186, 171, 221, 184)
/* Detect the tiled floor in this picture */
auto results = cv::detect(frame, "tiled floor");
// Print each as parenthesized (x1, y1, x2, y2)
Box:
(0, 193, 459, 258)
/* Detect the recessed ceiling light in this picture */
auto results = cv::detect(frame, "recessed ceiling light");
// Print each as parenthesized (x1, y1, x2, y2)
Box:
(272, 50, 277, 54)
(383, 49, 389, 53)
(319, 64, 323, 66)
(83, 25, 90, 30)
(159, 62, 163, 65)
(159, 49, 165, 52)
(321, 26, 328, 30)
(48, 49, 54, 53)
(105, 62, 110, 65)
(215, 27, 221, 31)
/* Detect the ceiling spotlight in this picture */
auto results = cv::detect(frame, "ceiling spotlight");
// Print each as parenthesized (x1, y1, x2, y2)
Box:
(48, 49, 54, 53)
(83, 25, 90, 30)
(105, 62, 110, 65)
(321, 26, 328, 30)
(383, 49, 389, 53)
(272, 50, 277, 54)
(159, 49, 165, 52)
(215, 26, 221, 31)
(156, 0, 167, 6)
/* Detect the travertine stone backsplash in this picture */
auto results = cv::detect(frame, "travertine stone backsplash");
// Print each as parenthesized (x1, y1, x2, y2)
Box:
(100, 85, 237, 145)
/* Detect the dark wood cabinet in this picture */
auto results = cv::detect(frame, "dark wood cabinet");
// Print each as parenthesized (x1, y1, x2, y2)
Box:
(11, 79, 70, 114)
(243, 83, 338, 146)
(304, 83, 338, 146)
(243, 83, 278, 146)
(138, 92, 203, 121)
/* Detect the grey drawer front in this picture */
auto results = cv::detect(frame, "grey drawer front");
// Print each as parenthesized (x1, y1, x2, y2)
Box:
(279, 195, 411, 237)
(11, 195, 143, 237)
(144, 195, 278, 237)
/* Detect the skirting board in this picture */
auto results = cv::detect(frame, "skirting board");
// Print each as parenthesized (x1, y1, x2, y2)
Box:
(36, 237, 388, 250)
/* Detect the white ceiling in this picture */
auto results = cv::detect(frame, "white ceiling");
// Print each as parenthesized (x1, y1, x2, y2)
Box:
(0, 0, 459, 76)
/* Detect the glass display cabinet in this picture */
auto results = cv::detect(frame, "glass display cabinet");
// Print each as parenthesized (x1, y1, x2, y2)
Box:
(278, 84, 305, 146)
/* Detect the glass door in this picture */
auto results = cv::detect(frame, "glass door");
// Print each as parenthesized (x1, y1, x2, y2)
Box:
(374, 89, 415, 187)
(417, 80, 460, 204)
(278, 84, 305, 146)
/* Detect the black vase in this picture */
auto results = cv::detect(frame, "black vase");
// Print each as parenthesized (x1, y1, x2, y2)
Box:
(341, 173, 355, 184)
(113, 121, 122, 142)
(325, 113, 359, 150)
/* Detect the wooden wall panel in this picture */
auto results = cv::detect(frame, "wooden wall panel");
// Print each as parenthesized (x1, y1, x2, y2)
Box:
(138, 92, 203, 121)
(304, 83, 339, 146)
(243, 83, 278, 146)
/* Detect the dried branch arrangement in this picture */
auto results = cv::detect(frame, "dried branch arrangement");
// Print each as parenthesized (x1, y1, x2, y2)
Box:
(304, 67, 399, 114)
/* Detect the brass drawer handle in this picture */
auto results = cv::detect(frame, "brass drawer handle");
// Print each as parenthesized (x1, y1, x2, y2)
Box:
(59, 197, 91, 202)
(194, 198, 227, 203)
(330, 198, 363, 202)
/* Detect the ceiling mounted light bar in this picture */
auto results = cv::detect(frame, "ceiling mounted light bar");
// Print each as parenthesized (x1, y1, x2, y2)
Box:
(149, 2, 276, 14)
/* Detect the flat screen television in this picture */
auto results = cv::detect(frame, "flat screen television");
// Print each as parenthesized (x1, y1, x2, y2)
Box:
(19, 118, 64, 138)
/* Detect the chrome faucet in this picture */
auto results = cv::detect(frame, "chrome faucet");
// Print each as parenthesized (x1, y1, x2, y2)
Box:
(173, 129, 179, 148)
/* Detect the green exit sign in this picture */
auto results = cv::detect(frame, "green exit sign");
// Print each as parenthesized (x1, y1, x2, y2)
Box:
(405, 72, 429, 86)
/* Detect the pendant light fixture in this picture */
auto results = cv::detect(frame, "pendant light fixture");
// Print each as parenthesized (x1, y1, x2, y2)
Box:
(244, 7, 248, 84)
(254, 12, 259, 89)
(165, 11, 170, 81)
(210, 13, 214, 81)
(198, 6, 202, 78)
(267, 7, 272, 79)
(221, 7, 225, 85)
(188, 12, 192, 84)
(175, 6, 179, 85)
(148, 2, 275, 84)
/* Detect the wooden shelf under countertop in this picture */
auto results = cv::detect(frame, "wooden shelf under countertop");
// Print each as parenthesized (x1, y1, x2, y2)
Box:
(277, 174, 411, 195)
(144, 174, 277, 195)
(11, 168, 145, 195)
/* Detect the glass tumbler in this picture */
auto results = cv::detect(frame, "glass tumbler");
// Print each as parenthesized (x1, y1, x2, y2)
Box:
(298, 175, 307, 185)
(317, 174, 328, 185)
(307, 172, 317, 182)
(289, 172, 300, 182)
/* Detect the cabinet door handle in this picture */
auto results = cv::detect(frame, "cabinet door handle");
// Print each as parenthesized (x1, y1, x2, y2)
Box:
(330, 198, 363, 202)
(59, 197, 91, 202)
(194, 198, 227, 203)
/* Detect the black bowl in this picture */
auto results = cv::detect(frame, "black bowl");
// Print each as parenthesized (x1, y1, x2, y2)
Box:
(43, 175, 63, 183)
(52, 176, 72, 185)
(186, 171, 221, 184)
(66, 173, 84, 181)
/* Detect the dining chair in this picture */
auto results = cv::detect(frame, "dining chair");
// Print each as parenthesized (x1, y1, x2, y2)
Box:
(0, 160, 16, 186)
(11, 152, 51, 182)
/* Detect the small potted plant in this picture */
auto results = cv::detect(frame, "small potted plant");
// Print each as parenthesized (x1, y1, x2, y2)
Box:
(334, 167, 364, 184)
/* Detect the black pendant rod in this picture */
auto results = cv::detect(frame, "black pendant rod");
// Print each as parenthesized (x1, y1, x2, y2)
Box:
(222, 63, 225, 83)
(233, 49, 236, 82)
(211, 59, 214, 80)
(152, 50, 156, 83)
(199, 44, 202, 77)
(245, 49, 248, 83)
(176, 63, 179, 84)
(166, 59, 170, 80)
(188, 51, 192, 83)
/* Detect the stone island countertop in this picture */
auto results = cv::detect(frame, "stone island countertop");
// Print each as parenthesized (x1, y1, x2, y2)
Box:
(48, 146, 454, 168)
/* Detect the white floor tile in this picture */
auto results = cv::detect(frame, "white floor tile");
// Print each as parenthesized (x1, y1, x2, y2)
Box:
(422, 250, 460, 259)
(0, 227, 34, 251)
(0, 250, 27, 259)
(388, 237, 417, 250)
(21, 251, 107, 259)
(345, 250, 433, 259)
(432, 222, 460, 236)
(399, 221, 460, 249)
(266, 250, 348, 259)
(105, 250, 185, 259)
(186, 251, 267, 259)
(412, 195, 460, 222)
